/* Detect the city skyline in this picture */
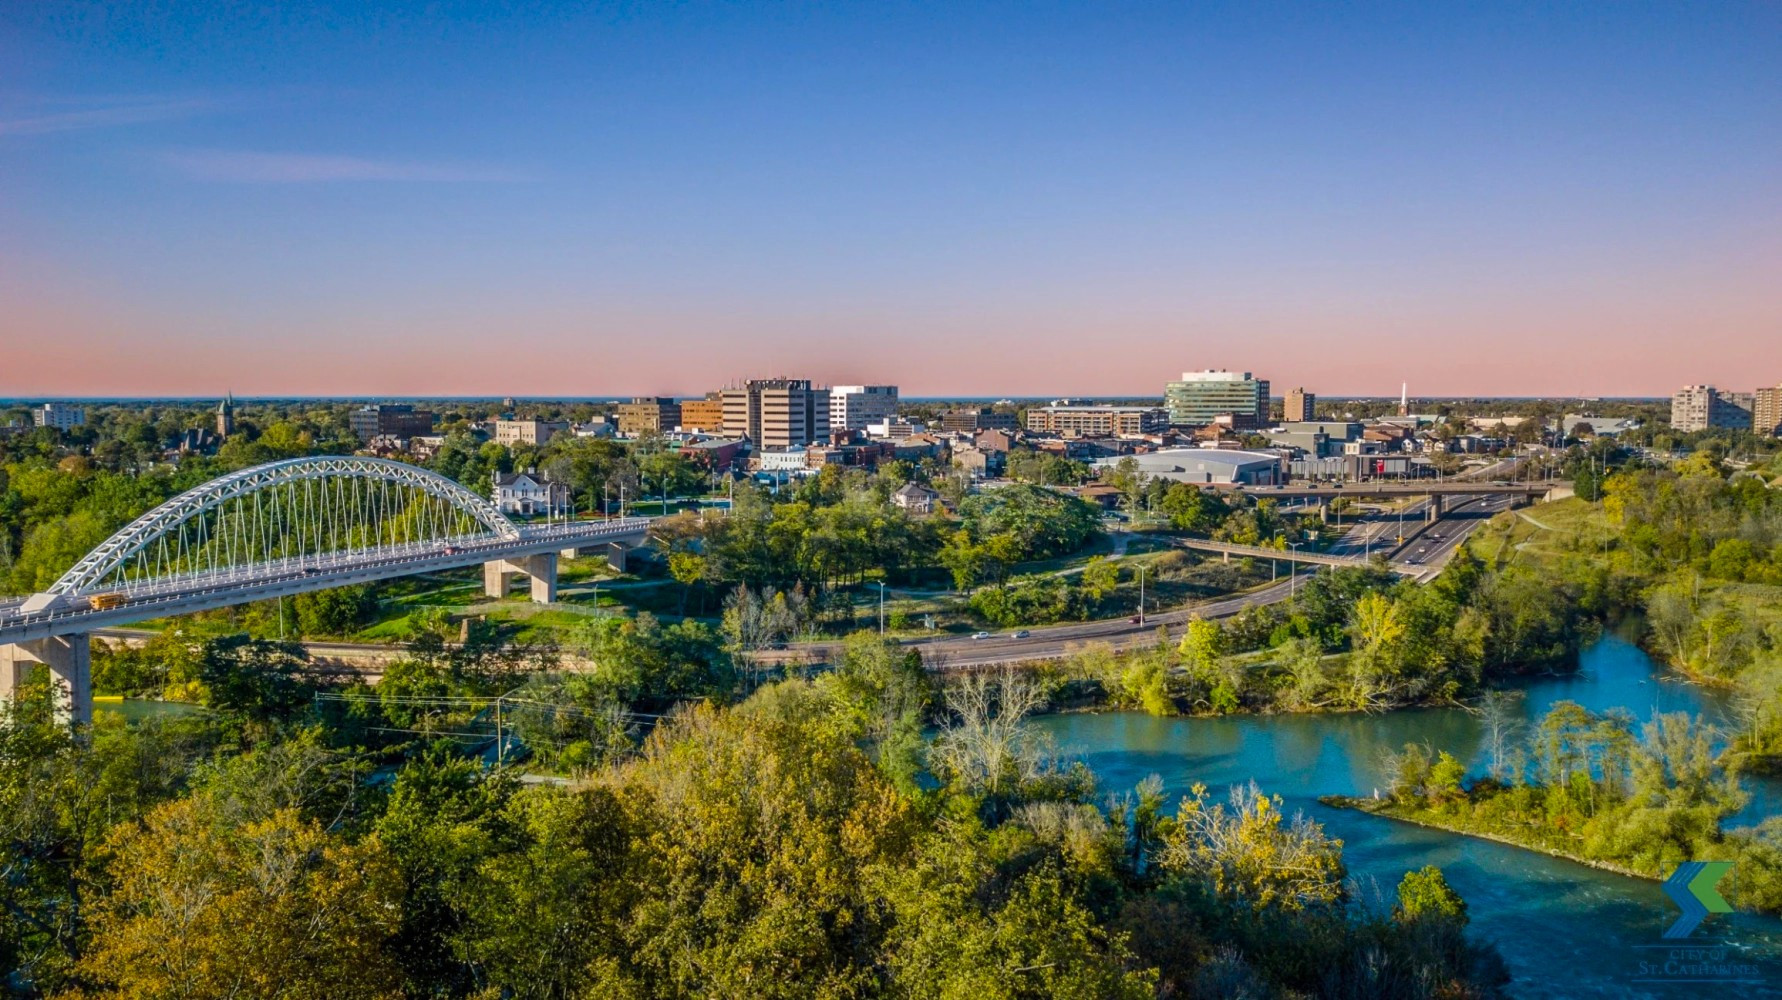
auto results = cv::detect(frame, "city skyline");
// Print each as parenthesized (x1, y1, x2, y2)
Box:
(5, 3, 1781, 397)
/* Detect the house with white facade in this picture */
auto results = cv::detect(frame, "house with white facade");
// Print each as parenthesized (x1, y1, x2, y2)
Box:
(492, 470, 572, 517)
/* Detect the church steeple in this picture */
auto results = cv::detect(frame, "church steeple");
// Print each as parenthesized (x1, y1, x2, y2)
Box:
(217, 392, 235, 438)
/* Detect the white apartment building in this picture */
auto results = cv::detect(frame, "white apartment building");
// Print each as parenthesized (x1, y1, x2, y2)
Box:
(33, 403, 86, 431)
(828, 385, 899, 433)
(1671, 385, 1753, 433)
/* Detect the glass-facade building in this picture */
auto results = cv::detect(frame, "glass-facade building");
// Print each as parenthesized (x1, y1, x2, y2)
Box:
(1164, 371, 1269, 426)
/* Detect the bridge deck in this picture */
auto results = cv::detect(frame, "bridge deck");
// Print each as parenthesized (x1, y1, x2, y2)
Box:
(0, 518, 651, 644)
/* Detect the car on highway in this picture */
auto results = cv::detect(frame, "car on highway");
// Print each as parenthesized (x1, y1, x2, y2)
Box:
(1129, 615, 1143, 624)
(1010, 630, 1031, 639)
(971, 631, 992, 640)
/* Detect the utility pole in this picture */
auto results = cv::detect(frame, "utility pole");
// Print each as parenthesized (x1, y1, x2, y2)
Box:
(1288, 542, 1302, 600)
(877, 581, 886, 635)
(1137, 564, 1147, 625)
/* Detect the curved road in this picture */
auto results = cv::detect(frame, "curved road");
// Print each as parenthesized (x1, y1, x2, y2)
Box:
(768, 491, 1520, 668)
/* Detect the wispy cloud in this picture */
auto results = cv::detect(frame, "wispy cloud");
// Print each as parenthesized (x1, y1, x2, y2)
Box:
(0, 96, 223, 137)
(159, 149, 532, 183)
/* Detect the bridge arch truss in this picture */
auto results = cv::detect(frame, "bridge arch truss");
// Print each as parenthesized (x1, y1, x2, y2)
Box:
(48, 456, 522, 597)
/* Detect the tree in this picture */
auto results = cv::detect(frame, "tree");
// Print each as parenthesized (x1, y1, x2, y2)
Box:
(669, 550, 705, 614)
(1178, 615, 1224, 681)
(79, 801, 404, 1000)
(1080, 556, 1120, 601)
(197, 635, 314, 724)
(1396, 865, 1468, 925)
(1477, 689, 1525, 782)
(930, 669, 1058, 798)
(1158, 781, 1347, 911)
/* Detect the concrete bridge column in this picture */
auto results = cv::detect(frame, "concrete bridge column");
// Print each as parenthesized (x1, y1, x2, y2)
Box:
(482, 554, 557, 603)
(522, 553, 557, 603)
(0, 635, 92, 729)
(1318, 501, 1330, 523)
(483, 561, 514, 599)
(605, 541, 628, 573)
(1427, 494, 1444, 523)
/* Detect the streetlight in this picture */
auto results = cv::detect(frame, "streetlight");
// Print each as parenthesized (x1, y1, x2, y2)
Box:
(1287, 542, 1302, 599)
(1136, 564, 1147, 625)
(877, 581, 887, 635)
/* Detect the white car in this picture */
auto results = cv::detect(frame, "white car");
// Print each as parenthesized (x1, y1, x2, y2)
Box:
(971, 631, 992, 640)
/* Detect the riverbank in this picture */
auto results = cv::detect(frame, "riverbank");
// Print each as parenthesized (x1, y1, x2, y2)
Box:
(1319, 794, 1654, 881)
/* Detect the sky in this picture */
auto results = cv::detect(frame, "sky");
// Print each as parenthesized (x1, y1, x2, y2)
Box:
(2, 1, 1779, 399)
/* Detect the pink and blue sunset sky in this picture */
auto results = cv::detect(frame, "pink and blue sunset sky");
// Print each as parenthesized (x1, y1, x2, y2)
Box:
(3, 2, 1779, 398)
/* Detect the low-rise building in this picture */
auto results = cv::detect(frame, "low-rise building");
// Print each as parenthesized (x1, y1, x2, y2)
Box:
(1561, 414, 1641, 438)
(891, 482, 940, 514)
(866, 419, 922, 437)
(493, 470, 571, 517)
(940, 407, 1018, 433)
(1091, 447, 1282, 486)
(1025, 405, 1169, 437)
(350, 404, 434, 443)
(755, 447, 810, 473)
(953, 446, 1003, 479)
(494, 418, 569, 447)
(679, 437, 746, 473)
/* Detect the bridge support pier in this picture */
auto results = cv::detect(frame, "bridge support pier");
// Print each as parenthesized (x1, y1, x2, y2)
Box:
(1427, 494, 1444, 523)
(605, 542, 628, 573)
(0, 635, 92, 729)
(1318, 501, 1330, 523)
(482, 554, 558, 603)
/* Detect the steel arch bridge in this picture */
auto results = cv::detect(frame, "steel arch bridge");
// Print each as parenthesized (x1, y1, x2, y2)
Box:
(1, 458, 654, 724)
(47, 456, 523, 599)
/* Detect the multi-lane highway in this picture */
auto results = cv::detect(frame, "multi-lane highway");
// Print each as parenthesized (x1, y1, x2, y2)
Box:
(765, 490, 1522, 668)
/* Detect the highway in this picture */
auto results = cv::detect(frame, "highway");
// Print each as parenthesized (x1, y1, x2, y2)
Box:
(71, 492, 1522, 675)
(765, 491, 1521, 668)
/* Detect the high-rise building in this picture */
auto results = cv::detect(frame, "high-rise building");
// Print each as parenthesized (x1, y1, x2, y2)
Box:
(1283, 387, 1316, 423)
(1164, 371, 1269, 427)
(32, 403, 85, 431)
(720, 378, 831, 448)
(615, 396, 681, 436)
(1755, 385, 1782, 438)
(216, 393, 235, 438)
(828, 385, 900, 432)
(1671, 385, 1753, 433)
(678, 395, 725, 432)
(349, 404, 436, 443)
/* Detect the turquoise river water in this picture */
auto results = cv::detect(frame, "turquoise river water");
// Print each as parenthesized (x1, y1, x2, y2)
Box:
(1028, 634, 1782, 997)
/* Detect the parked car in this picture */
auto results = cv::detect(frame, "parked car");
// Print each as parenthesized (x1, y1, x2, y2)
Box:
(971, 631, 992, 640)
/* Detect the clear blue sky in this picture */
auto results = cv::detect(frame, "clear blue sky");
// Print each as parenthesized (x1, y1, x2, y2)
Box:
(3, 2, 1779, 397)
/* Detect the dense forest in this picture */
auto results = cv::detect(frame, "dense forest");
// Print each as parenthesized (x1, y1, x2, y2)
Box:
(1, 634, 1511, 999)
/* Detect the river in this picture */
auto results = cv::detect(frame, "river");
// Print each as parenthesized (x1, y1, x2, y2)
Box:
(1028, 633, 1782, 998)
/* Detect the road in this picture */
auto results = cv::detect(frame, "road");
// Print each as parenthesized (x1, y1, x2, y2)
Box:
(766, 491, 1520, 668)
